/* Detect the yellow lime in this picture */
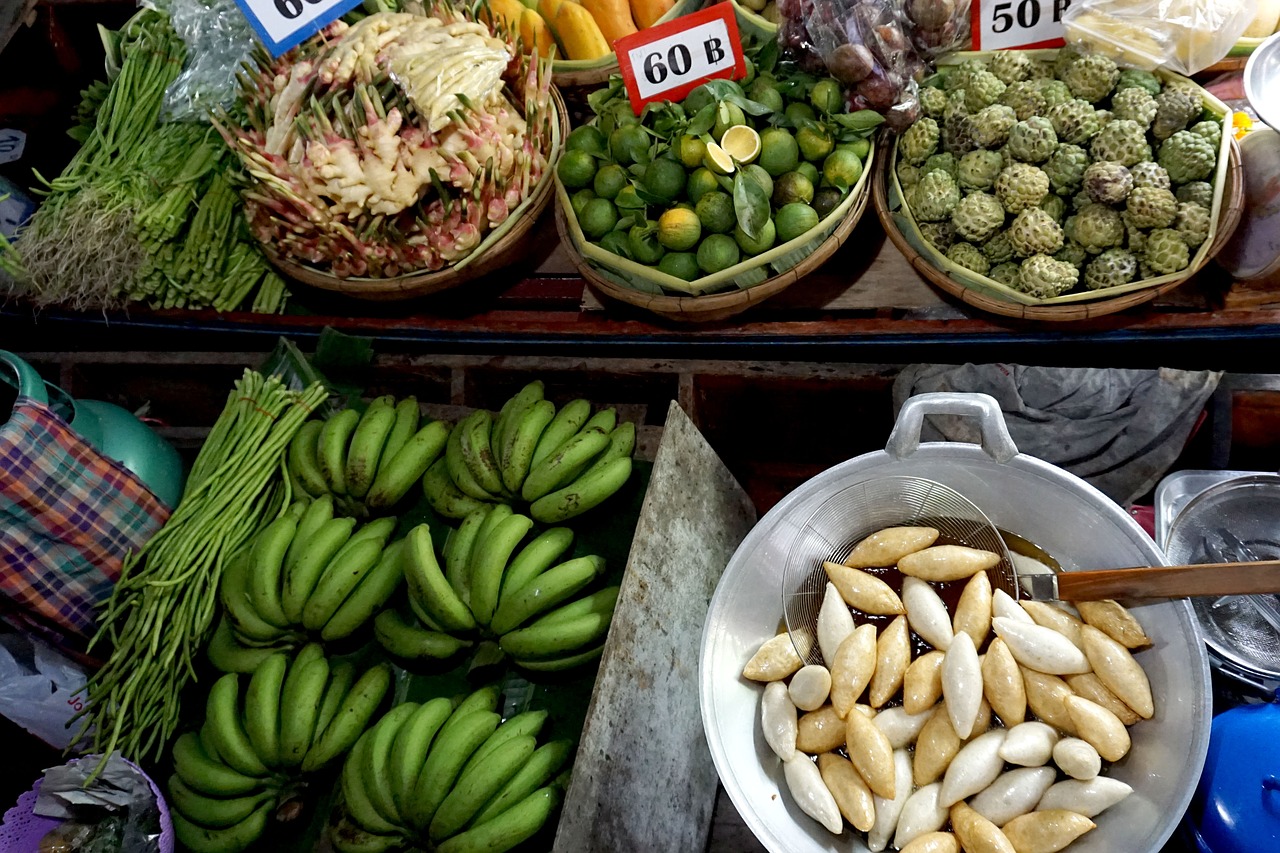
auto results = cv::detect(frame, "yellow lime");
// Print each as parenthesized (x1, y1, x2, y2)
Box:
(642, 158, 687, 204)
(581, 197, 619, 240)
(775, 202, 819, 242)
(703, 142, 736, 175)
(687, 168, 720, 205)
(658, 251, 700, 281)
(721, 125, 761, 165)
(758, 128, 800, 177)
(677, 134, 707, 169)
(598, 230, 631, 258)
(713, 102, 746, 141)
(628, 222, 666, 265)
(813, 187, 843, 219)
(657, 207, 702, 251)
(566, 125, 607, 156)
(593, 163, 629, 201)
(610, 124, 649, 166)
(743, 164, 773, 200)
(695, 191, 736, 235)
(810, 79, 844, 114)
(822, 148, 864, 189)
(797, 126, 834, 162)
(796, 161, 820, 185)
(785, 102, 816, 126)
(570, 188, 596, 218)
(696, 233, 740, 274)
(735, 218, 776, 256)
(557, 149, 597, 189)
(772, 171, 814, 207)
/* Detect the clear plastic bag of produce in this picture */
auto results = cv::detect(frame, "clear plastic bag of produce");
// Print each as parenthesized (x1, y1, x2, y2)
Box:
(1062, 0, 1258, 75)
(899, 0, 972, 58)
(157, 0, 259, 122)
(777, 0, 925, 129)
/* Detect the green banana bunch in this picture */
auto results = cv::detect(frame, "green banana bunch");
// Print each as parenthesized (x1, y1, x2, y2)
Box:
(171, 648, 391, 853)
(329, 685, 573, 853)
(210, 500, 407, 668)
(425, 381, 635, 523)
(379, 519, 619, 671)
(288, 396, 450, 517)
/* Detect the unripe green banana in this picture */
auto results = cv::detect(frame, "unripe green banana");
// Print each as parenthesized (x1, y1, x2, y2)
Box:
(322, 540, 407, 641)
(530, 456, 633, 524)
(438, 787, 561, 853)
(346, 396, 397, 500)
(531, 398, 591, 468)
(282, 515, 356, 624)
(445, 507, 492, 605)
(341, 731, 402, 835)
(171, 802, 272, 853)
(365, 420, 450, 511)
(205, 673, 269, 777)
(243, 653, 287, 768)
(581, 407, 617, 434)
(279, 656, 330, 768)
(500, 399, 556, 493)
(167, 775, 273, 830)
(469, 740, 573, 828)
(496, 527, 575, 611)
(314, 661, 356, 748)
(429, 734, 537, 841)
(389, 696, 455, 819)
(284, 500, 309, 522)
(319, 409, 361, 496)
(302, 663, 392, 773)
(374, 609, 473, 660)
(286, 495, 335, 573)
(406, 710, 500, 831)
(520, 428, 610, 502)
(492, 381, 545, 470)
(404, 524, 477, 632)
(302, 536, 384, 632)
(423, 458, 492, 520)
(172, 732, 267, 798)
(375, 397, 421, 481)
(207, 617, 296, 674)
(330, 814, 404, 853)
(513, 643, 606, 671)
(447, 419, 497, 502)
(460, 410, 508, 497)
(579, 421, 636, 481)
(489, 555, 603, 636)
(459, 710, 548, 782)
(247, 516, 298, 629)
(530, 585, 620, 628)
(362, 702, 421, 826)
(468, 513, 535, 626)
(498, 611, 612, 660)
(288, 421, 329, 498)
(449, 684, 501, 721)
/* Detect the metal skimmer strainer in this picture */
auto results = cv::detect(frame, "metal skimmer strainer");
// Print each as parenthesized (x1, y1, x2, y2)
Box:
(781, 475, 1016, 666)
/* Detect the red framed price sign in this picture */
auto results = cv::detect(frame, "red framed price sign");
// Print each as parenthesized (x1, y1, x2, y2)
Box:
(971, 0, 1070, 51)
(615, 3, 747, 115)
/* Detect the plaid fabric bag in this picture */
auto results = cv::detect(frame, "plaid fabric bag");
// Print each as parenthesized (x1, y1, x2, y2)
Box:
(0, 396, 170, 641)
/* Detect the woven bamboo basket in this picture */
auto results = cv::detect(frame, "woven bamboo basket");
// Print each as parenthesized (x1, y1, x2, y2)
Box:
(874, 51, 1246, 322)
(555, 141, 875, 323)
(261, 87, 569, 302)
(550, 0, 704, 89)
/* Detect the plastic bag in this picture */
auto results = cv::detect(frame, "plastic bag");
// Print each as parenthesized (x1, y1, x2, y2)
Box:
(160, 0, 259, 122)
(0, 631, 89, 750)
(777, 0, 925, 130)
(1063, 0, 1258, 76)
(899, 0, 972, 58)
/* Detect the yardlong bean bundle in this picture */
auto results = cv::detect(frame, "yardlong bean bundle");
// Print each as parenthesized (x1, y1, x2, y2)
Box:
(75, 370, 327, 771)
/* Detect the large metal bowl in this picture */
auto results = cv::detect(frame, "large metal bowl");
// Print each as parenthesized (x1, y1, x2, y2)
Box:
(699, 392, 1211, 853)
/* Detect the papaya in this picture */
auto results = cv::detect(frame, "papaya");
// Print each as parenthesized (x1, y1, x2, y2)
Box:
(580, 0, 638, 45)
(547, 0, 612, 60)
(629, 0, 673, 29)
(520, 8, 557, 58)
(485, 0, 527, 35)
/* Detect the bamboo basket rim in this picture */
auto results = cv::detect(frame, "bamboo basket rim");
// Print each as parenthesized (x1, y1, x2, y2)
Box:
(259, 86, 568, 302)
(874, 58, 1245, 322)
(550, 0, 700, 87)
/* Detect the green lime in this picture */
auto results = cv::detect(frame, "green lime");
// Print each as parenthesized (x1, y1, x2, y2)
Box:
(775, 202, 819, 242)
(612, 107, 640, 127)
(839, 138, 872, 159)
(797, 126, 834, 162)
(772, 171, 815, 207)
(822, 148, 864, 189)
(748, 82, 784, 114)
(557, 149, 597, 189)
(796, 161, 820, 185)
(581, 197, 619, 240)
(741, 56, 756, 87)
(683, 85, 715, 115)
(657, 207, 702, 251)
(610, 124, 649, 166)
(570, 188, 596, 218)
(758, 128, 800, 177)
(658, 251, 700, 281)
(713, 102, 746, 141)
(593, 163, 629, 201)
(696, 233, 741, 274)
(812, 187, 843, 219)
(677, 134, 708, 170)
(687, 168, 720, 205)
(642, 158, 687, 204)
(695, 191, 736, 235)
(734, 218, 776, 256)
(597, 229, 631, 259)
(628, 222, 666, 265)
(810, 79, 844, 114)
(615, 184, 644, 210)
(785, 102, 816, 126)
(566, 125, 607, 156)
(743, 164, 774, 200)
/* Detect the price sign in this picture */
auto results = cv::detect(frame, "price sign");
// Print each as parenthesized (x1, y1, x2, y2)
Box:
(233, 0, 364, 57)
(0, 129, 25, 165)
(615, 3, 746, 114)
(972, 0, 1070, 51)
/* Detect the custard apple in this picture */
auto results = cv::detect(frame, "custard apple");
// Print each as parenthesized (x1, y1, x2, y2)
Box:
(1072, 190, 1094, 210)
(942, 115, 977, 155)
(1144, 228, 1190, 273)
(1126, 186, 1178, 229)
(1083, 161, 1134, 205)
(924, 152, 959, 179)
(1158, 131, 1216, 184)
(920, 86, 948, 118)
(1000, 81, 1048, 121)
(952, 191, 1007, 242)
(1095, 109, 1114, 127)
(1017, 254, 1079, 297)
(958, 149, 1005, 191)
(1007, 117, 1058, 163)
(900, 118, 940, 165)
(911, 170, 961, 221)
(991, 51, 1034, 85)
(1046, 99, 1102, 145)
(965, 71, 1007, 113)
(1130, 161, 1171, 190)
(1068, 203, 1125, 253)
(996, 162, 1050, 212)
(1044, 143, 1091, 195)
(1061, 53, 1119, 102)
(1190, 120, 1222, 149)
(945, 89, 970, 121)
(920, 221, 956, 251)
(1040, 193, 1068, 223)
(1152, 89, 1201, 141)
(947, 242, 992, 275)
(1008, 207, 1065, 257)
(946, 58, 987, 92)
(897, 162, 923, 190)
(1111, 87, 1158, 129)
(1176, 181, 1214, 209)
(1084, 249, 1138, 290)
(1038, 79, 1074, 109)
(1174, 201, 1211, 248)
(983, 231, 1016, 263)
(1054, 45, 1085, 77)
(990, 261, 1021, 287)
(1054, 240, 1089, 268)
(1115, 68, 1162, 97)
(972, 105, 1018, 149)
(1090, 119, 1151, 166)
(1126, 225, 1147, 255)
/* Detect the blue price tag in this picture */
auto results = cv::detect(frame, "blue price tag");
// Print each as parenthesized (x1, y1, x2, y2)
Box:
(234, 0, 364, 57)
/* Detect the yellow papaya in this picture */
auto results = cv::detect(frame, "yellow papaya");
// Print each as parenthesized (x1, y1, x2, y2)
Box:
(485, 0, 526, 35)
(520, 8, 557, 58)
(629, 0, 673, 29)
(580, 0, 638, 45)
(549, 1, 612, 60)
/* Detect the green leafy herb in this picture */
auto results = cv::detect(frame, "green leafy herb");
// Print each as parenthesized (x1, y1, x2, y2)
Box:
(733, 170, 769, 240)
(687, 103, 716, 137)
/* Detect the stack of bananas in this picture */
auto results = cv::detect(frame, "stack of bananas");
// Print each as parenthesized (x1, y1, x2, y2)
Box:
(378, 518, 619, 670)
(169, 647, 392, 853)
(425, 381, 635, 524)
(210, 497, 406, 671)
(288, 395, 450, 517)
(331, 684, 573, 853)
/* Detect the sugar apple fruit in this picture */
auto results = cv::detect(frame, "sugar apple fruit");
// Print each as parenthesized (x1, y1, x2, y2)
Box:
(900, 118, 940, 165)
(971, 105, 1017, 149)
(1047, 99, 1102, 145)
(924, 152, 959, 179)
(965, 71, 1007, 113)
(1144, 228, 1190, 273)
(897, 162, 923, 190)
(995, 162, 1050, 213)
(1068, 203, 1125, 253)
(990, 261, 1021, 287)
(1190, 120, 1221, 149)
(1115, 68, 1162, 97)
(1038, 79, 1074, 109)
(1158, 131, 1216, 184)
(947, 242, 991, 275)
(952, 191, 1007, 242)
(1008, 207, 1065, 257)
(1174, 201, 1211, 248)
(911, 169, 961, 221)
(1000, 81, 1048, 121)
(1043, 143, 1091, 195)
(920, 86, 948, 118)
(991, 51, 1034, 85)
(919, 221, 956, 251)
(1084, 249, 1138, 290)
(1040, 193, 1068, 223)
(1007, 116, 1058, 163)
(1054, 240, 1089, 268)
(1061, 54, 1119, 102)
(942, 115, 977, 155)
(1152, 89, 1201, 141)
(1176, 181, 1214, 209)
(1053, 45, 1085, 77)
(1130, 161, 1171, 191)
(1090, 120, 1151, 166)
(1017, 254, 1079, 297)
(958, 149, 1005, 190)
(983, 230, 1016, 263)
(1083, 161, 1134, 205)
(1110, 87, 1158, 129)
(1126, 186, 1178, 229)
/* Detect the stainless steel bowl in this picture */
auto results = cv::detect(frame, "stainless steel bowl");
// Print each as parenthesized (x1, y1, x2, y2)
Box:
(699, 392, 1212, 853)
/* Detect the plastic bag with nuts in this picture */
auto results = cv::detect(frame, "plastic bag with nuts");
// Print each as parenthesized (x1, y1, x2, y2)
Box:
(899, 0, 973, 57)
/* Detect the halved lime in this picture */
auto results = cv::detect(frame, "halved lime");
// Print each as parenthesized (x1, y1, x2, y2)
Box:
(703, 142, 736, 175)
(713, 102, 746, 141)
(721, 125, 761, 165)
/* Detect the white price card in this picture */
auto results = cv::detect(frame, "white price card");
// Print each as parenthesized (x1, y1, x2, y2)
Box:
(972, 0, 1070, 51)
(615, 4, 746, 114)
(0, 129, 25, 165)
(234, 0, 364, 56)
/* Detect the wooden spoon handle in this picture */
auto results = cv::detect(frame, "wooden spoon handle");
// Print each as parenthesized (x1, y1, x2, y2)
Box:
(1055, 560, 1280, 601)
